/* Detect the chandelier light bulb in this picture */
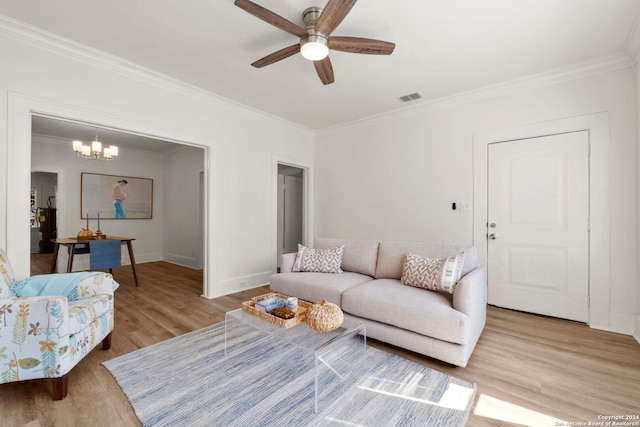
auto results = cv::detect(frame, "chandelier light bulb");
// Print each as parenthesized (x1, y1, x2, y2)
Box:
(92, 140, 102, 154)
(72, 140, 83, 153)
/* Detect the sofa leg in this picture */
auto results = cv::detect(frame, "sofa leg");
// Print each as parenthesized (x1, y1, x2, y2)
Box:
(102, 332, 113, 350)
(52, 374, 68, 400)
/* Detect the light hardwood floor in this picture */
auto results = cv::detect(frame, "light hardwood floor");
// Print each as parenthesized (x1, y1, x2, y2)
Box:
(1, 254, 639, 426)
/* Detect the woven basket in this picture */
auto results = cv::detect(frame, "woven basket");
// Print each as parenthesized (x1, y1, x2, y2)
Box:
(242, 292, 311, 329)
(306, 299, 344, 332)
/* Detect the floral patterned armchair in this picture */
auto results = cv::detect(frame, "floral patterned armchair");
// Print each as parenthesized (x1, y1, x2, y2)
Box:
(0, 249, 117, 399)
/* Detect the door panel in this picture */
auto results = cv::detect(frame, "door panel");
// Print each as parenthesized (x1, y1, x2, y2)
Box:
(487, 131, 589, 322)
(283, 175, 303, 254)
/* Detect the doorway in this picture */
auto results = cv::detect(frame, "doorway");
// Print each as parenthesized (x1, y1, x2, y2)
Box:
(277, 164, 304, 270)
(30, 172, 58, 254)
(29, 114, 207, 289)
(486, 131, 589, 322)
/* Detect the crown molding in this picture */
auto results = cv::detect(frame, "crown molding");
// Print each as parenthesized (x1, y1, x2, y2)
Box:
(317, 52, 635, 136)
(0, 14, 313, 133)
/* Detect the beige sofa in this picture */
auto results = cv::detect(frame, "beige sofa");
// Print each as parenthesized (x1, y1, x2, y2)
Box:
(270, 238, 487, 367)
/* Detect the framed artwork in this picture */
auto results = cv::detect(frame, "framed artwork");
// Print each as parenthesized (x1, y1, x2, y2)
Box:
(81, 172, 153, 219)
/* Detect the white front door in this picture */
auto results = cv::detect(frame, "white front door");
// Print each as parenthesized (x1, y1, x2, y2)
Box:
(487, 131, 589, 322)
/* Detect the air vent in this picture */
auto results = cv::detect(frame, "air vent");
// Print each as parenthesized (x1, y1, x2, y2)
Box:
(399, 92, 422, 103)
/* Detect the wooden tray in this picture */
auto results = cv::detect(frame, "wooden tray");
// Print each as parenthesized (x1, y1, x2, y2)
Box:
(242, 292, 311, 329)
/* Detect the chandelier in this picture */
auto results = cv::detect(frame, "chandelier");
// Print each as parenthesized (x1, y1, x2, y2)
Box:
(72, 129, 118, 160)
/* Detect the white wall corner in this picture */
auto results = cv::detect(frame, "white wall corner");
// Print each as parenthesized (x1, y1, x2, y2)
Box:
(624, 16, 640, 63)
(634, 315, 640, 345)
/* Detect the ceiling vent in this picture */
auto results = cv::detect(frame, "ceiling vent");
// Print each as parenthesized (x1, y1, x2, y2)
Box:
(399, 92, 422, 103)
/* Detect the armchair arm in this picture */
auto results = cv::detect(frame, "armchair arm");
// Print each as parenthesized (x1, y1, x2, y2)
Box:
(12, 272, 117, 302)
(64, 273, 117, 302)
(453, 267, 487, 319)
(0, 296, 69, 382)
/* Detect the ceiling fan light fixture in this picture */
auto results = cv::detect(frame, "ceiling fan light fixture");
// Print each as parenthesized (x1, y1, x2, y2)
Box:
(300, 33, 329, 61)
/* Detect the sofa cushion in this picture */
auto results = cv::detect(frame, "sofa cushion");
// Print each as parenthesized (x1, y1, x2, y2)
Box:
(314, 238, 379, 277)
(270, 272, 372, 307)
(401, 251, 465, 294)
(0, 249, 15, 298)
(375, 242, 477, 279)
(292, 244, 344, 273)
(341, 278, 470, 345)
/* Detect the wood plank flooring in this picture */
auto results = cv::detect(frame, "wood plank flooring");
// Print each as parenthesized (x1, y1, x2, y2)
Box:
(1, 254, 639, 426)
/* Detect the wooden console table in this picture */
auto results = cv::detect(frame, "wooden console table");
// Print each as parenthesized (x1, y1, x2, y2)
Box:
(50, 236, 139, 287)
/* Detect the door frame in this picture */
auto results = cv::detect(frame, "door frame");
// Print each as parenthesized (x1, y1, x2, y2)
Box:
(473, 113, 610, 330)
(485, 131, 590, 322)
(7, 93, 215, 297)
(272, 155, 314, 273)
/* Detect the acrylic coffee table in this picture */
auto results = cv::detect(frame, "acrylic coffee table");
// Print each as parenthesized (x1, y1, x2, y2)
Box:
(224, 308, 366, 413)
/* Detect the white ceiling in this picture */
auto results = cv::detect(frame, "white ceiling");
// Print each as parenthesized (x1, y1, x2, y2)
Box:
(3, 0, 640, 132)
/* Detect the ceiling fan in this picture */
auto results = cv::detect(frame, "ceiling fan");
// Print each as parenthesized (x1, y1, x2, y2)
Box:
(234, 0, 395, 85)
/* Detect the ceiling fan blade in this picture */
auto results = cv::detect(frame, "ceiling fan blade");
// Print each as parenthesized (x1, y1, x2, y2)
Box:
(315, 0, 357, 36)
(251, 44, 300, 68)
(330, 36, 395, 55)
(234, 0, 307, 38)
(314, 57, 335, 85)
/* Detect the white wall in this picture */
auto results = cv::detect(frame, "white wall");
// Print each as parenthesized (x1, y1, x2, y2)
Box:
(315, 104, 474, 244)
(31, 135, 165, 270)
(315, 63, 638, 335)
(0, 19, 315, 298)
(163, 145, 205, 268)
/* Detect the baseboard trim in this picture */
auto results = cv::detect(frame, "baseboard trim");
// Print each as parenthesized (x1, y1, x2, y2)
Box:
(213, 271, 273, 298)
(163, 252, 199, 269)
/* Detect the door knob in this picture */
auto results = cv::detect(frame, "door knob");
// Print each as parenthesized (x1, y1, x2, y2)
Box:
(488, 233, 497, 240)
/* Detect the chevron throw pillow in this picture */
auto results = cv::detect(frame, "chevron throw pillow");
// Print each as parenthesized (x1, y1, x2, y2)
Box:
(292, 244, 344, 273)
(400, 251, 465, 294)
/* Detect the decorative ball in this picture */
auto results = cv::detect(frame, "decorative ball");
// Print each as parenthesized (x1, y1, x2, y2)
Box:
(306, 299, 344, 332)
(77, 229, 93, 241)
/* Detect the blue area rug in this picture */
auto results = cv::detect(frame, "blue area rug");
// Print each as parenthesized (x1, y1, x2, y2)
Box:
(103, 321, 475, 426)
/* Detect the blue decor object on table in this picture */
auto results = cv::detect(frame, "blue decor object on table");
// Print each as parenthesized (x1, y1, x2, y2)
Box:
(256, 297, 286, 313)
(89, 239, 122, 271)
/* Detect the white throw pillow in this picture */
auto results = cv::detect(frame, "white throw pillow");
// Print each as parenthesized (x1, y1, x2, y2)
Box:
(400, 251, 465, 294)
(292, 244, 344, 274)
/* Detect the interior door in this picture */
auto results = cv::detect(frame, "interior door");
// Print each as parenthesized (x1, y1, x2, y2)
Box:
(283, 175, 303, 254)
(277, 168, 304, 269)
(487, 131, 589, 322)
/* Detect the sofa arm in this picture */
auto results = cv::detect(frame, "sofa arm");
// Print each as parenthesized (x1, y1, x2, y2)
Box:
(453, 268, 487, 318)
(0, 296, 70, 381)
(280, 252, 297, 273)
